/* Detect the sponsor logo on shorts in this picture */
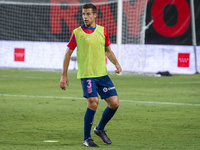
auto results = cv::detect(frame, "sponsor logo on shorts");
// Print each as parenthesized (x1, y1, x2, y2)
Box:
(103, 87, 115, 92)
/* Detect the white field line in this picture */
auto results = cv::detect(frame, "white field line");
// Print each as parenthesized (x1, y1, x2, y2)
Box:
(169, 82, 200, 84)
(1, 94, 200, 107)
(119, 100, 200, 106)
(0, 94, 85, 100)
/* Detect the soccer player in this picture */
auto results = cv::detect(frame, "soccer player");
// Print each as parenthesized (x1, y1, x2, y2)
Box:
(60, 3, 122, 148)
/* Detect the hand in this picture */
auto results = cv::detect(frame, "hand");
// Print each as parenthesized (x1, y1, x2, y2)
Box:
(115, 63, 122, 74)
(60, 75, 69, 90)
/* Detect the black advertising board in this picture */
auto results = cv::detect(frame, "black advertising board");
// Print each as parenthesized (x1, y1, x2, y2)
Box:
(145, 0, 200, 45)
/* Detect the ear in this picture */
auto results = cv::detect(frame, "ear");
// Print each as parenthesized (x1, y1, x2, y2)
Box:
(94, 13, 97, 18)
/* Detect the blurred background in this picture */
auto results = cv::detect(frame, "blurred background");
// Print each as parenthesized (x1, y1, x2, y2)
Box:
(0, 0, 199, 74)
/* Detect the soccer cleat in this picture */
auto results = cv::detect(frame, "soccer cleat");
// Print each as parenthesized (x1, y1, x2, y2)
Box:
(83, 137, 99, 147)
(93, 126, 112, 144)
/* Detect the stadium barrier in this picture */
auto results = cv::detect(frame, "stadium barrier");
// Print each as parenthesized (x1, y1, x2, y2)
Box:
(0, 41, 199, 74)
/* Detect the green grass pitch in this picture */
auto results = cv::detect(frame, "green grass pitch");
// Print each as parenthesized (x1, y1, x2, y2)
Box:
(0, 68, 200, 150)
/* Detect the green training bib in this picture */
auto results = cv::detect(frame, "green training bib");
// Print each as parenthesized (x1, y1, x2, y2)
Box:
(74, 25, 108, 79)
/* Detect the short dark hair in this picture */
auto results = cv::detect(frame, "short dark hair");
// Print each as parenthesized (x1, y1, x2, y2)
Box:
(82, 3, 97, 14)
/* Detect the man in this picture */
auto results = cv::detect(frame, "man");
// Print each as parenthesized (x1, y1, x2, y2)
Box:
(60, 3, 122, 148)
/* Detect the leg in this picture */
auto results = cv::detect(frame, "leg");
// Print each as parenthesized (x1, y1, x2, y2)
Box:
(84, 97, 99, 140)
(93, 96, 119, 144)
(96, 96, 119, 130)
(81, 78, 100, 147)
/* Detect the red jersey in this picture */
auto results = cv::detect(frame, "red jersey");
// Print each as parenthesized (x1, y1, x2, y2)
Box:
(67, 24, 111, 50)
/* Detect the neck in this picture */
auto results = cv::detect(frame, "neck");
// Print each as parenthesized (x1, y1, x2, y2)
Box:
(85, 23, 96, 28)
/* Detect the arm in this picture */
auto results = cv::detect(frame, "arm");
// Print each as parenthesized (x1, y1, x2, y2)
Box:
(60, 47, 74, 90)
(105, 45, 122, 74)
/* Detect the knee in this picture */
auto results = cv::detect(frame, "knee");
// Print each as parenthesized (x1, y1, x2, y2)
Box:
(106, 96, 119, 110)
(109, 101, 119, 110)
(87, 97, 99, 111)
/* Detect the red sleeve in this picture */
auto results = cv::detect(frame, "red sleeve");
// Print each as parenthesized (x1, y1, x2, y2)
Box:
(104, 27, 111, 47)
(67, 31, 77, 50)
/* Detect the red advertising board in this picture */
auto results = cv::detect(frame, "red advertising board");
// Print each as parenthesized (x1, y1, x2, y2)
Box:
(177, 53, 190, 67)
(14, 48, 25, 62)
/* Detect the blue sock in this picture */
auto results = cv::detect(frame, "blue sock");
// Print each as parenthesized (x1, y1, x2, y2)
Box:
(96, 106, 117, 131)
(84, 108, 96, 140)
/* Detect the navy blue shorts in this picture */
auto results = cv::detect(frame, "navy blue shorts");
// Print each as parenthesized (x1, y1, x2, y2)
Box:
(81, 75, 118, 99)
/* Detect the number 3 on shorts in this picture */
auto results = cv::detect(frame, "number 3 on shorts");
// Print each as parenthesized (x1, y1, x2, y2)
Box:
(87, 80, 92, 88)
